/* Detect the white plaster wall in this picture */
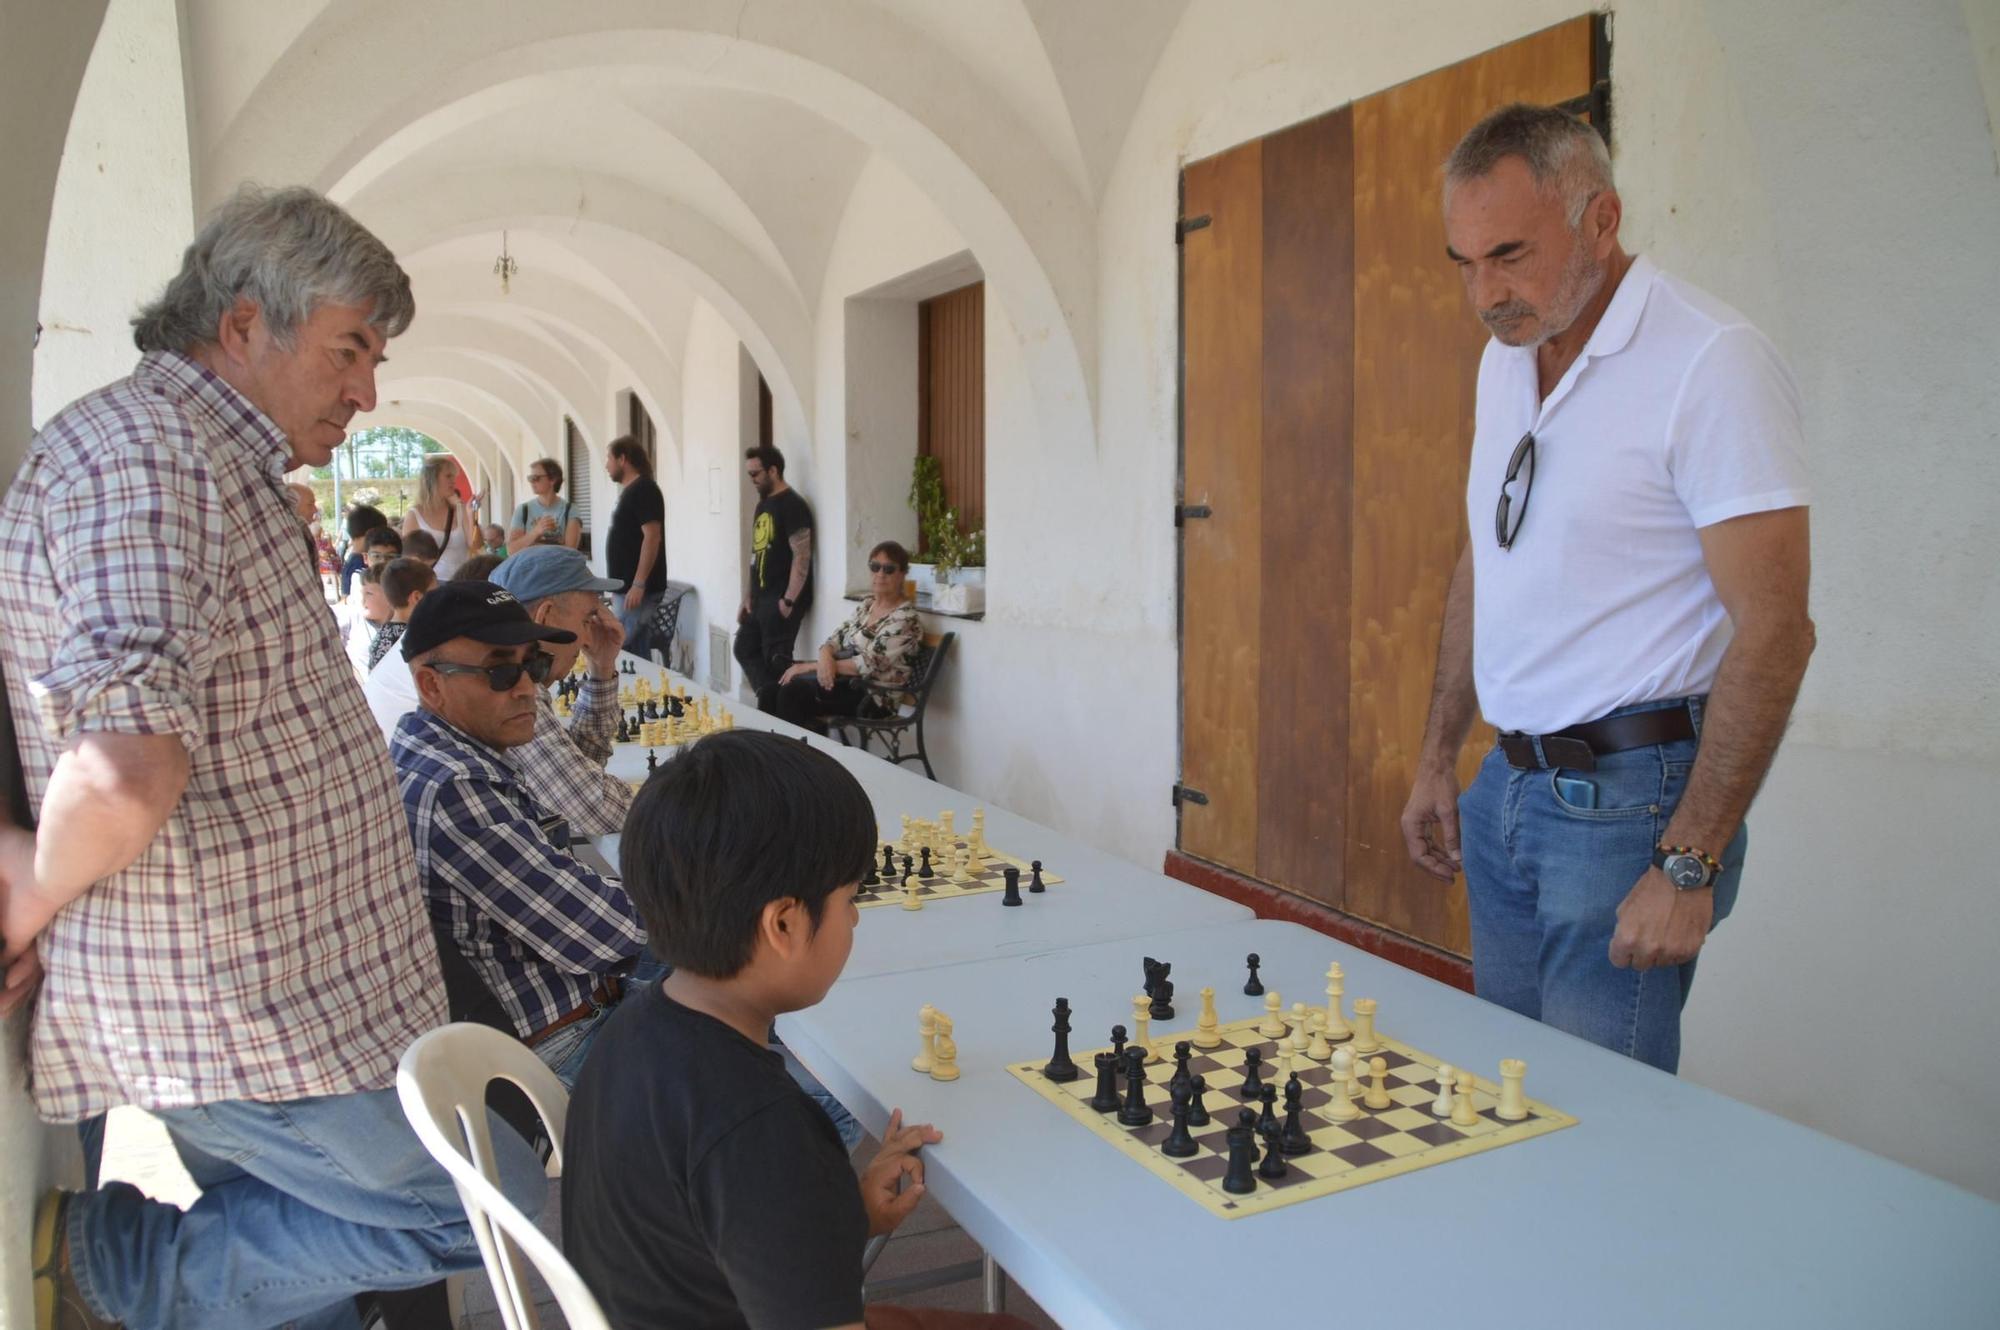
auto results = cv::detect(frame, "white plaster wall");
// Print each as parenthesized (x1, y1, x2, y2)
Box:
(662, 300, 753, 688)
(32, 0, 192, 428)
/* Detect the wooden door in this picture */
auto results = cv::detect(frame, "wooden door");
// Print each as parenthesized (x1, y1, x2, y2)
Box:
(1178, 17, 1601, 956)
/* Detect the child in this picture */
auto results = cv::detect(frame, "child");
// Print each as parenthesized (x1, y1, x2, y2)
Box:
(482, 523, 508, 560)
(339, 504, 388, 597)
(347, 566, 391, 681)
(369, 557, 435, 670)
(400, 528, 442, 567)
(563, 732, 1028, 1330)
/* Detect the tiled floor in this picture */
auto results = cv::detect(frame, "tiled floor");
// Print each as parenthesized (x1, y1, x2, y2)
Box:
(102, 1110, 1061, 1328)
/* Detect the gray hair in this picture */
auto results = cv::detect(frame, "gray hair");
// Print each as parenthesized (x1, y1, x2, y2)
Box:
(1443, 103, 1613, 228)
(133, 184, 414, 354)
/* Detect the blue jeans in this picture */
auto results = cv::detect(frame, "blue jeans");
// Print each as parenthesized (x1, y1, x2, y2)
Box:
(617, 593, 663, 664)
(776, 1039, 866, 1152)
(67, 1087, 546, 1330)
(1458, 696, 1747, 1074)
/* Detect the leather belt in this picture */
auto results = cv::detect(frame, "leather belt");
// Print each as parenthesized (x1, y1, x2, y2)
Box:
(523, 976, 624, 1049)
(1498, 702, 1698, 772)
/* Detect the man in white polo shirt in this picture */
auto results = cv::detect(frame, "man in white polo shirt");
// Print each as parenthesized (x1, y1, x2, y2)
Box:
(1400, 104, 1815, 1073)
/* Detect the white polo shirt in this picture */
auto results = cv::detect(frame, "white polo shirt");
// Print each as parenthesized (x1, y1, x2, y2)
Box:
(1467, 256, 1810, 734)
(364, 649, 419, 743)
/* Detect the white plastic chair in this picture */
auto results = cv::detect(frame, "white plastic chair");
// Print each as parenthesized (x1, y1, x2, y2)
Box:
(396, 1023, 611, 1330)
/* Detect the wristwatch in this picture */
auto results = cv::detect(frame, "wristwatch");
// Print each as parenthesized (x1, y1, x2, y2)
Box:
(1653, 845, 1720, 890)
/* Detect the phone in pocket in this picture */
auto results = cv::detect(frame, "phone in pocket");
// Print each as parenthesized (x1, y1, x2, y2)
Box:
(1553, 774, 1599, 809)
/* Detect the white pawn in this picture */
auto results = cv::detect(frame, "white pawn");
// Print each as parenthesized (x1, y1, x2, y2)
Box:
(901, 874, 923, 911)
(1289, 1001, 1312, 1056)
(1259, 989, 1286, 1038)
(1306, 1013, 1331, 1061)
(1325, 1048, 1359, 1121)
(1431, 1063, 1456, 1117)
(1451, 1070, 1480, 1126)
(1132, 994, 1157, 1062)
(951, 847, 972, 884)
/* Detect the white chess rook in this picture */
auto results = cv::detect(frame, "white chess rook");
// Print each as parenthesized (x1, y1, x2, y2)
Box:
(1350, 997, 1379, 1054)
(1497, 1059, 1529, 1121)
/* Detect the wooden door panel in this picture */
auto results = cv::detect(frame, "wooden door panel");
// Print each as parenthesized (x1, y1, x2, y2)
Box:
(1343, 18, 1595, 951)
(1180, 141, 1264, 873)
(1254, 108, 1354, 908)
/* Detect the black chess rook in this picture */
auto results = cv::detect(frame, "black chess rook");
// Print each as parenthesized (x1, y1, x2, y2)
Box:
(1001, 866, 1022, 907)
(1221, 1110, 1258, 1195)
(1089, 1052, 1120, 1113)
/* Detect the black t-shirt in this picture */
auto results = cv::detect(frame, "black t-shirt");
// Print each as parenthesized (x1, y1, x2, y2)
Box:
(562, 983, 867, 1330)
(748, 489, 813, 609)
(607, 476, 667, 596)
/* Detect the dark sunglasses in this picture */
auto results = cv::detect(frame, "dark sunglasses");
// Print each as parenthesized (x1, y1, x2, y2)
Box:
(425, 650, 554, 691)
(1495, 431, 1536, 550)
(868, 561, 904, 575)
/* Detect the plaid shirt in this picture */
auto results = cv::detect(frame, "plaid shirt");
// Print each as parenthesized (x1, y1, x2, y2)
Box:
(0, 351, 446, 1121)
(510, 675, 631, 837)
(392, 707, 646, 1037)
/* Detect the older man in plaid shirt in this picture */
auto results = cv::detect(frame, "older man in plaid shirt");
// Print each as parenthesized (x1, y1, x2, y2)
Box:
(392, 582, 650, 1087)
(0, 187, 545, 1329)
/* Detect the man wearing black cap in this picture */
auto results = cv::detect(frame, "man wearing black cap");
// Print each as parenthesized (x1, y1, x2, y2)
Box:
(392, 581, 649, 1085)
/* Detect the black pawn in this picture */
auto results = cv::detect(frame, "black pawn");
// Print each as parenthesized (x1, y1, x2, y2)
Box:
(1258, 1084, 1279, 1135)
(900, 855, 914, 884)
(1238, 1047, 1265, 1101)
(1280, 1076, 1313, 1156)
(646, 749, 658, 772)
(615, 717, 629, 743)
(1042, 998, 1079, 1082)
(1088, 1052, 1121, 1112)
(1244, 952, 1264, 996)
(1110, 1024, 1128, 1064)
(1257, 1122, 1289, 1180)
(881, 843, 898, 878)
(1160, 1081, 1199, 1158)
(918, 846, 934, 878)
(1221, 1110, 1258, 1195)
(861, 859, 879, 889)
(1187, 1073, 1211, 1127)
(1028, 860, 1046, 893)
(1169, 1040, 1193, 1100)
(1001, 866, 1022, 907)
(1117, 1047, 1154, 1127)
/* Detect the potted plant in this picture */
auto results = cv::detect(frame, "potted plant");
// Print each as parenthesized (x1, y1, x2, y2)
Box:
(908, 457, 985, 611)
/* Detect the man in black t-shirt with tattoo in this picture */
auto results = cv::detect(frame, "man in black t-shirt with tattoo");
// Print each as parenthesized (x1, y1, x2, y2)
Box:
(733, 445, 813, 708)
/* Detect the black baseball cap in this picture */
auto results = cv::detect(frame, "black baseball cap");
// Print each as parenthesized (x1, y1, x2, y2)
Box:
(402, 580, 577, 661)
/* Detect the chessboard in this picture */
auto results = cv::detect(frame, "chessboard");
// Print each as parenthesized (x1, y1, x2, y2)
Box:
(854, 839, 1063, 909)
(1006, 1014, 1575, 1219)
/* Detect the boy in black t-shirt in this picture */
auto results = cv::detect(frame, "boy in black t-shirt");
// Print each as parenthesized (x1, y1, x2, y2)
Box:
(564, 733, 1025, 1330)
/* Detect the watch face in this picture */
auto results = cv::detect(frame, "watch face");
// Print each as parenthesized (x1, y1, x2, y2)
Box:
(1666, 855, 1707, 888)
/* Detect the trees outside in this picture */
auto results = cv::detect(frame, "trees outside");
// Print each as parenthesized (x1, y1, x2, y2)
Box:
(312, 426, 445, 520)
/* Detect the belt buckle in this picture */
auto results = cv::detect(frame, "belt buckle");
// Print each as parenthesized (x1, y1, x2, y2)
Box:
(1541, 736, 1597, 772)
(1499, 734, 1538, 769)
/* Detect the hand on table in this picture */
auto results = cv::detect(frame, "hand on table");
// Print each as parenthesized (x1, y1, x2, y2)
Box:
(860, 1108, 942, 1237)
(1610, 868, 1712, 970)
(1398, 765, 1463, 882)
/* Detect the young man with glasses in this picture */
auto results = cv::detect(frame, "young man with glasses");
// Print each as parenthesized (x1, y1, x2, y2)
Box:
(392, 581, 649, 1085)
(1400, 104, 1814, 1073)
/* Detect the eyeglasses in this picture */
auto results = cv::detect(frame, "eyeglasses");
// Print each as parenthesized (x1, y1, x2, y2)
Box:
(423, 651, 554, 691)
(1495, 431, 1536, 550)
(868, 561, 903, 575)
(528, 472, 551, 483)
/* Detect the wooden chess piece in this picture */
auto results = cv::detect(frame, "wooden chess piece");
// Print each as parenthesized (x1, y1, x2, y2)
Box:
(901, 874, 923, 911)
(1351, 997, 1380, 1054)
(1289, 1001, 1312, 1056)
(1365, 1057, 1392, 1110)
(1305, 1012, 1332, 1062)
(1497, 1059, 1529, 1121)
(1432, 1063, 1456, 1118)
(1451, 1070, 1480, 1126)
(1131, 994, 1157, 1063)
(929, 1014, 960, 1082)
(912, 1004, 937, 1073)
(1193, 986, 1223, 1048)
(1259, 990, 1286, 1038)
(1325, 1049, 1359, 1121)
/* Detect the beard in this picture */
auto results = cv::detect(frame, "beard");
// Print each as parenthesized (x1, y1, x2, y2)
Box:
(1479, 237, 1605, 348)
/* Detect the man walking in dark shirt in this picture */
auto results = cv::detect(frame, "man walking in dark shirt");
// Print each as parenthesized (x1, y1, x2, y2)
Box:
(603, 434, 665, 661)
(733, 445, 814, 709)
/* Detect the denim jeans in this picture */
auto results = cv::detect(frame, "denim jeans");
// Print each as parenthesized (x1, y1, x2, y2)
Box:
(616, 592, 663, 664)
(1457, 696, 1747, 1074)
(67, 1086, 546, 1329)
(776, 1039, 866, 1152)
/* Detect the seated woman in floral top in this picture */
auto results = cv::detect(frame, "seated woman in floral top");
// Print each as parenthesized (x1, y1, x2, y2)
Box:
(773, 539, 922, 734)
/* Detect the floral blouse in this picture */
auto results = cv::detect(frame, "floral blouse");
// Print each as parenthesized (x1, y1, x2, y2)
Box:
(826, 598, 922, 691)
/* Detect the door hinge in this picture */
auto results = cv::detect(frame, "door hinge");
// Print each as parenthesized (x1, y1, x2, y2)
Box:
(1173, 784, 1210, 808)
(1174, 503, 1212, 527)
(1175, 214, 1212, 244)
